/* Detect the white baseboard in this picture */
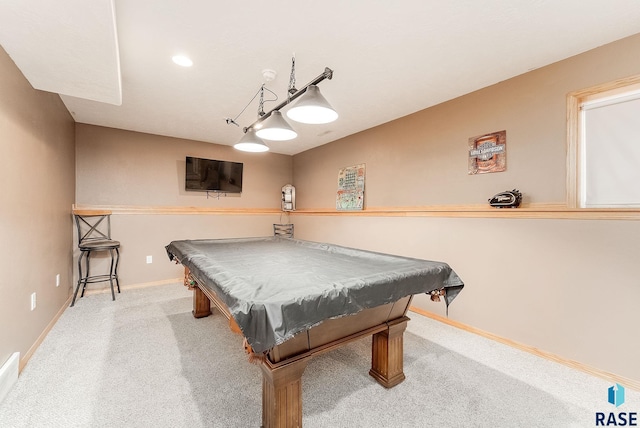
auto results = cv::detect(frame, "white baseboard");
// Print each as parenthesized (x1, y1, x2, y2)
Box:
(0, 352, 20, 404)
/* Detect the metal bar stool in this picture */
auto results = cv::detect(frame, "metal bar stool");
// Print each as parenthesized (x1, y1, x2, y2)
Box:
(273, 223, 294, 238)
(71, 210, 120, 307)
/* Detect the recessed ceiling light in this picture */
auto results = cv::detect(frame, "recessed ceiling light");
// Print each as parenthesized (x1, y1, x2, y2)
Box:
(172, 55, 193, 67)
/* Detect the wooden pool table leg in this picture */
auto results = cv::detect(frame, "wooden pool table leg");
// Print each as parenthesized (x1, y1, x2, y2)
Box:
(260, 357, 309, 428)
(369, 316, 409, 388)
(192, 286, 212, 318)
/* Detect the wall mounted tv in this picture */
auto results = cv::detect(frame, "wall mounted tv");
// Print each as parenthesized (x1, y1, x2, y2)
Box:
(185, 156, 243, 193)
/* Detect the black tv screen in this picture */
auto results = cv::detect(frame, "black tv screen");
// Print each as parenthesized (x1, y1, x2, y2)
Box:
(185, 156, 243, 193)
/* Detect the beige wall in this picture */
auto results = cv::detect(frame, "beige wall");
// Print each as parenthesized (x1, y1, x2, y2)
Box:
(294, 34, 640, 208)
(76, 124, 292, 208)
(292, 33, 640, 382)
(75, 124, 293, 288)
(107, 214, 288, 285)
(0, 47, 75, 369)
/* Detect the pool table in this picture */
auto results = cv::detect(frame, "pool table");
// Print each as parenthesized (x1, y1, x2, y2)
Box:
(166, 237, 463, 428)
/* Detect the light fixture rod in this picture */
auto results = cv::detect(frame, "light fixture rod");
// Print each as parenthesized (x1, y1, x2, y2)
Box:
(243, 67, 333, 133)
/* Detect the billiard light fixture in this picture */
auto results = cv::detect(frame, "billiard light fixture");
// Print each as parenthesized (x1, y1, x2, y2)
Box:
(232, 128, 269, 153)
(229, 57, 337, 152)
(255, 111, 298, 141)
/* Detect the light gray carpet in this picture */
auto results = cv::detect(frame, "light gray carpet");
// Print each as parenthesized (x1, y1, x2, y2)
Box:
(0, 283, 636, 427)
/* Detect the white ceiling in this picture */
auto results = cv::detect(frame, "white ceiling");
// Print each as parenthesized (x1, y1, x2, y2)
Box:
(2, 1, 640, 155)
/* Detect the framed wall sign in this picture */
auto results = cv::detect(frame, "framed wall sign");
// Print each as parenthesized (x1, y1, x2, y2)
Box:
(468, 130, 506, 174)
(336, 164, 365, 210)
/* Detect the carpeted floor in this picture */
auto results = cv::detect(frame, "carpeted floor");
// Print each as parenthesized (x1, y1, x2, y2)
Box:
(0, 283, 636, 427)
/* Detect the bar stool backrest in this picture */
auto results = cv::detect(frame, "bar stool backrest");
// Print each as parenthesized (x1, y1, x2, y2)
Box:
(74, 210, 113, 246)
(273, 223, 294, 238)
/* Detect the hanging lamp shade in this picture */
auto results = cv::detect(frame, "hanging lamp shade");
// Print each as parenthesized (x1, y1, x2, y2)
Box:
(233, 128, 269, 152)
(255, 111, 297, 141)
(286, 85, 338, 124)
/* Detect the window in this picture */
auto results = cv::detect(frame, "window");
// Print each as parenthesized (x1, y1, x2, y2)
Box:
(567, 75, 640, 208)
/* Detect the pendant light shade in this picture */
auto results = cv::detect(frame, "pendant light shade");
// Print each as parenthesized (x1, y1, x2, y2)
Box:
(286, 85, 338, 124)
(233, 128, 269, 152)
(225, 60, 336, 152)
(255, 111, 297, 141)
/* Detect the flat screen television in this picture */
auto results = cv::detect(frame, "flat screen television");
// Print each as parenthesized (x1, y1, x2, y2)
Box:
(185, 156, 243, 193)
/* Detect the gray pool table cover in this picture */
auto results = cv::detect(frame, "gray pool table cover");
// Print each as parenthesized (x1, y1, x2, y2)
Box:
(166, 237, 464, 353)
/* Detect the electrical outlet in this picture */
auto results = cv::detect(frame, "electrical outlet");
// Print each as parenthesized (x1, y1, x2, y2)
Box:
(56, 274, 60, 287)
(30, 292, 36, 311)
(146, 255, 152, 264)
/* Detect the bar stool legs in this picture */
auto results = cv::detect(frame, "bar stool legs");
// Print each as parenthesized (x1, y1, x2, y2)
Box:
(71, 251, 87, 307)
(71, 247, 120, 307)
(108, 247, 121, 300)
